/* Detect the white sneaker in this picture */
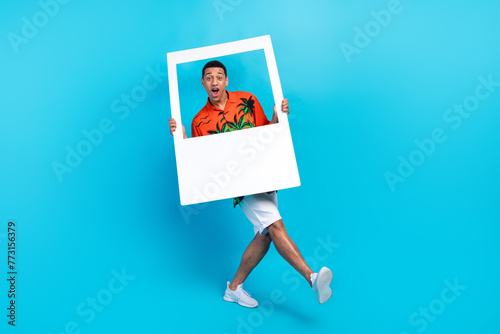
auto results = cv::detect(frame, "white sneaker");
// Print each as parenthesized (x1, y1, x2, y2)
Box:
(223, 282, 258, 308)
(311, 267, 333, 304)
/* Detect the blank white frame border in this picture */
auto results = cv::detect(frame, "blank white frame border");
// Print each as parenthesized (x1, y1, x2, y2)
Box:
(167, 35, 300, 205)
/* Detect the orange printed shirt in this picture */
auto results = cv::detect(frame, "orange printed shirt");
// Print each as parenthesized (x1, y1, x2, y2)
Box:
(191, 91, 270, 138)
(191, 91, 271, 207)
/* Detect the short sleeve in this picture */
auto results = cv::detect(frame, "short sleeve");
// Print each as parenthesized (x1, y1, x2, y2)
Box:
(191, 118, 200, 138)
(252, 95, 270, 127)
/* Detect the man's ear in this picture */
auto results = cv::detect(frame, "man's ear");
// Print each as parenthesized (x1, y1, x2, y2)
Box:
(201, 77, 205, 87)
(225, 76, 228, 87)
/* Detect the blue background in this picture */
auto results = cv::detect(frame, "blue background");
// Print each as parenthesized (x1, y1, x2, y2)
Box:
(1, 0, 499, 333)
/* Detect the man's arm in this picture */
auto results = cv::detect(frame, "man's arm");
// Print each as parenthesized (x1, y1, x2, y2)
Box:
(270, 98, 289, 124)
(169, 118, 187, 139)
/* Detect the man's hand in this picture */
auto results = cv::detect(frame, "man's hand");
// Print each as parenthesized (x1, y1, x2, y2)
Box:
(169, 118, 187, 138)
(271, 98, 289, 124)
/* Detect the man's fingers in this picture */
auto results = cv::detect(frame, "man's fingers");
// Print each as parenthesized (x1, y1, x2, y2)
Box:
(281, 99, 289, 113)
(273, 99, 290, 117)
(169, 118, 177, 134)
(281, 99, 289, 114)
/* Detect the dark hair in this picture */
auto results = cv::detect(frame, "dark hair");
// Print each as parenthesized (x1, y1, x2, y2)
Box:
(202, 60, 227, 78)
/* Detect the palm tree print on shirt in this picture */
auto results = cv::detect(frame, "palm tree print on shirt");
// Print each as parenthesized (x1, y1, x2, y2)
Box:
(207, 96, 256, 134)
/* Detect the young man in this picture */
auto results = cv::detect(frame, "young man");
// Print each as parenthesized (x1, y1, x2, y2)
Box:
(169, 60, 333, 307)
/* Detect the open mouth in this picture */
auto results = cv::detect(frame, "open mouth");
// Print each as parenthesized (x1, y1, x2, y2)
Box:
(211, 88, 220, 98)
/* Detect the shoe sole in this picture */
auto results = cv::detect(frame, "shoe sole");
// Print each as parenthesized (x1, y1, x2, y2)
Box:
(315, 267, 333, 304)
(223, 294, 258, 308)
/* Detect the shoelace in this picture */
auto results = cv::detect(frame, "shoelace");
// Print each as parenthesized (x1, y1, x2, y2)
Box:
(238, 285, 251, 297)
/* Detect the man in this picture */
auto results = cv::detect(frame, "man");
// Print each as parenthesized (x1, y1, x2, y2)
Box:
(169, 60, 333, 307)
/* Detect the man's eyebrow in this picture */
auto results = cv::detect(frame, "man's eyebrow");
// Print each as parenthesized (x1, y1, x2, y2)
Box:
(205, 70, 224, 76)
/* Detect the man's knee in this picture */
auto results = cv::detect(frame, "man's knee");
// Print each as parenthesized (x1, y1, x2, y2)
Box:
(257, 232, 272, 245)
(267, 219, 285, 234)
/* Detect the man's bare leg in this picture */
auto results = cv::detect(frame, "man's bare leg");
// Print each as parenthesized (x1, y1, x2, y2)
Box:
(229, 232, 272, 290)
(267, 219, 315, 286)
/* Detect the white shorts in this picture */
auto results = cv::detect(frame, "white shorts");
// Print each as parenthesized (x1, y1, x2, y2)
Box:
(239, 191, 282, 235)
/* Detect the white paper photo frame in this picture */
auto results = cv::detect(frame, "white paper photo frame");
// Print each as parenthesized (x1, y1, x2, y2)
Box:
(167, 35, 300, 205)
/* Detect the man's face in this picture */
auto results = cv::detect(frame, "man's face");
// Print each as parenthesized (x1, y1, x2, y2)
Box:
(201, 67, 228, 103)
